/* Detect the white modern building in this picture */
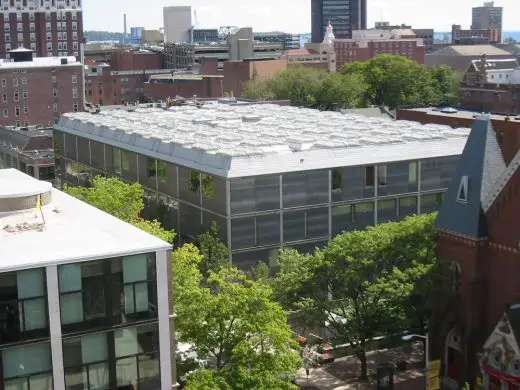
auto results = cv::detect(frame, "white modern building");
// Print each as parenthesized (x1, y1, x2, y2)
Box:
(0, 168, 175, 389)
(163, 6, 192, 43)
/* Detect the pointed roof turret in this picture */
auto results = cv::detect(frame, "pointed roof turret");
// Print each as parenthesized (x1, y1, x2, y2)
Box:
(436, 115, 506, 238)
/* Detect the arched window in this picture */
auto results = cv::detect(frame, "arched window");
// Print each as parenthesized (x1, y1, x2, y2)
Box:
(451, 262, 461, 291)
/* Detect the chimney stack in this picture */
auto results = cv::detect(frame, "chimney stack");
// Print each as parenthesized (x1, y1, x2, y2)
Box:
(123, 14, 127, 44)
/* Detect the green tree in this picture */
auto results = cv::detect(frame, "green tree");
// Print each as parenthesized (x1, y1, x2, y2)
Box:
(172, 245, 301, 390)
(196, 221, 230, 278)
(314, 72, 367, 110)
(64, 176, 175, 243)
(340, 54, 460, 108)
(272, 214, 440, 380)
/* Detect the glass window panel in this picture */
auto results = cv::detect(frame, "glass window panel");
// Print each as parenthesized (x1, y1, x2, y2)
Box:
(123, 255, 148, 283)
(60, 293, 83, 324)
(256, 213, 280, 246)
(283, 210, 305, 242)
(116, 357, 138, 387)
(29, 373, 53, 390)
(3, 343, 51, 378)
(332, 205, 353, 236)
(201, 175, 227, 214)
(121, 150, 138, 182)
(377, 199, 398, 223)
(365, 166, 375, 187)
(54, 130, 65, 157)
(158, 162, 177, 196)
(157, 161, 167, 183)
(230, 175, 280, 214)
(59, 264, 82, 293)
(283, 170, 328, 208)
(77, 136, 90, 165)
(81, 333, 108, 363)
(353, 202, 374, 230)
(124, 283, 148, 314)
(112, 147, 122, 175)
(115, 327, 139, 358)
(158, 195, 179, 232)
(306, 207, 329, 238)
(19, 298, 46, 330)
(421, 157, 459, 191)
(179, 202, 202, 241)
(138, 354, 161, 389)
(421, 192, 444, 214)
(89, 140, 104, 171)
(179, 167, 201, 205)
(4, 378, 28, 390)
(231, 217, 255, 250)
(64, 133, 77, 160)
(202, 212, 227, 244)
(88, 363, 109, 389)
(409, 162, 418, 185)
(17, 269, 43, 298)
(399, 196, 418, 218)
(137, 154, 157, 191)
(332, 166, 375, 202)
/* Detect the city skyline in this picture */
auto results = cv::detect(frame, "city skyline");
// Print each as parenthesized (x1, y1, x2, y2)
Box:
(82, 0, 518, 33)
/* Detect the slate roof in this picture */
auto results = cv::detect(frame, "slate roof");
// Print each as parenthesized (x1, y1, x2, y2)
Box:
(436, 116, 506, 238)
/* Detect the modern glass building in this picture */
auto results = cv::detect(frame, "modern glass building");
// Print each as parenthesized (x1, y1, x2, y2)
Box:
(311, 0, 367, 42)
(54, 102, 469, 269)
(0, 168, 174, 390)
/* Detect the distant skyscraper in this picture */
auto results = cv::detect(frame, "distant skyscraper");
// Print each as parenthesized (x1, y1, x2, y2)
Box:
(163, 6, 192, 43)
(471, 2, 503, 43)
(311, 0, 366, 43)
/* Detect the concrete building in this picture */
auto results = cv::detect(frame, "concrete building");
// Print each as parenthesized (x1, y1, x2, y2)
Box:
(334, 29, 425, 68)
(311, 0, 366, 42)
(460, 57, 520, 115)
(254, 32, 301, 50)
(0, 168, 175, 389)
(0, 49, 83, 127)
(472, 1, 503, 43)
(163, 6, 191, 43)
(451, 24, 499, 45)
(0, 0, 83, 59)
(425, 44, 513, 72)
(163, 28, 283, 71)
(0, 125, 54, 181)
(54, 102, 469, 267)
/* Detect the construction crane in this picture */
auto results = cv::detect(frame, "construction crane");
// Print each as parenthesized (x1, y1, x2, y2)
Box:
(219, 26, 237, 41)
(190, 9, 199, 43)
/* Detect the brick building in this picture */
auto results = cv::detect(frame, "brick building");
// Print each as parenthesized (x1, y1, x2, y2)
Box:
(0, 48, 83, 127)
(110, 49, 163, 71)
(396, 107, 520, 165)
(428, 112, 520, 388)
(334, 29, 425, 68)
(451, 24, 499, 45)
(0, 0, 83, 59)
(143, 74, 224, 101)
(460, 56, 520, 115)
(425, 45, 513, 72)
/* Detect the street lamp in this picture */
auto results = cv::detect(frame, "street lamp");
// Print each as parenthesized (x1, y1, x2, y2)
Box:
(402, 333, 429, 390)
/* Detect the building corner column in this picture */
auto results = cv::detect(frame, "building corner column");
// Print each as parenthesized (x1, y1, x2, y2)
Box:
(46, 265, 65, 390)
(156, 249, 177, 388)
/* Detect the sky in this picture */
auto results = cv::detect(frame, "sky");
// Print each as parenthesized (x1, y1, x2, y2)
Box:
(83, 0, 519, 33)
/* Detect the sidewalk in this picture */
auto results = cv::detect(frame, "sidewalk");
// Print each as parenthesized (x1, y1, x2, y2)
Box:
(294, 342, 426, 390)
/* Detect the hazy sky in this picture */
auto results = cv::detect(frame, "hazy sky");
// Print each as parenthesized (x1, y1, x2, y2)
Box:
(83, 0, 519, 33)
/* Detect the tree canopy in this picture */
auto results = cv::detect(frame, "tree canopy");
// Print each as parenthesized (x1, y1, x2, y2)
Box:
(63, 176, 175, 243)
(271, 213, 439, 380)
(243, 55, 460, 110)
(172, 244, 301, 390)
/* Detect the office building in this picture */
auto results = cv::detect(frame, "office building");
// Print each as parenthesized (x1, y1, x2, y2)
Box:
(334, 29, 425, 67)
(163, 6, 192, 43)
(254, 32, 301, 50)
(0, 124, 54, 181)
(429, 113, 520, 388)
(373, 23, 434, 53)
(0, 48, 83, 127)
(0, 0, 83, 59)
(54, 103, 469, 268)
(311, 0, 366, 43)
(0, 168, 175, 389)
(164, 28, 283, 70)
(472, 1, 503, 43)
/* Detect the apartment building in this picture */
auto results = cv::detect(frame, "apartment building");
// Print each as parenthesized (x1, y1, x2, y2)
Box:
(54, 102, 469, 268)
(0, 0, 83, 59)
(472, 1, 503, 43)
(0, 168, 175, 389)
(0, 48, 83, 127)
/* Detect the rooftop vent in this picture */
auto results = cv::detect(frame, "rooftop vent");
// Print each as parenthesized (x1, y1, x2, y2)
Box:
(0, 185, 52, 213)
(440, 107, 458, 114)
